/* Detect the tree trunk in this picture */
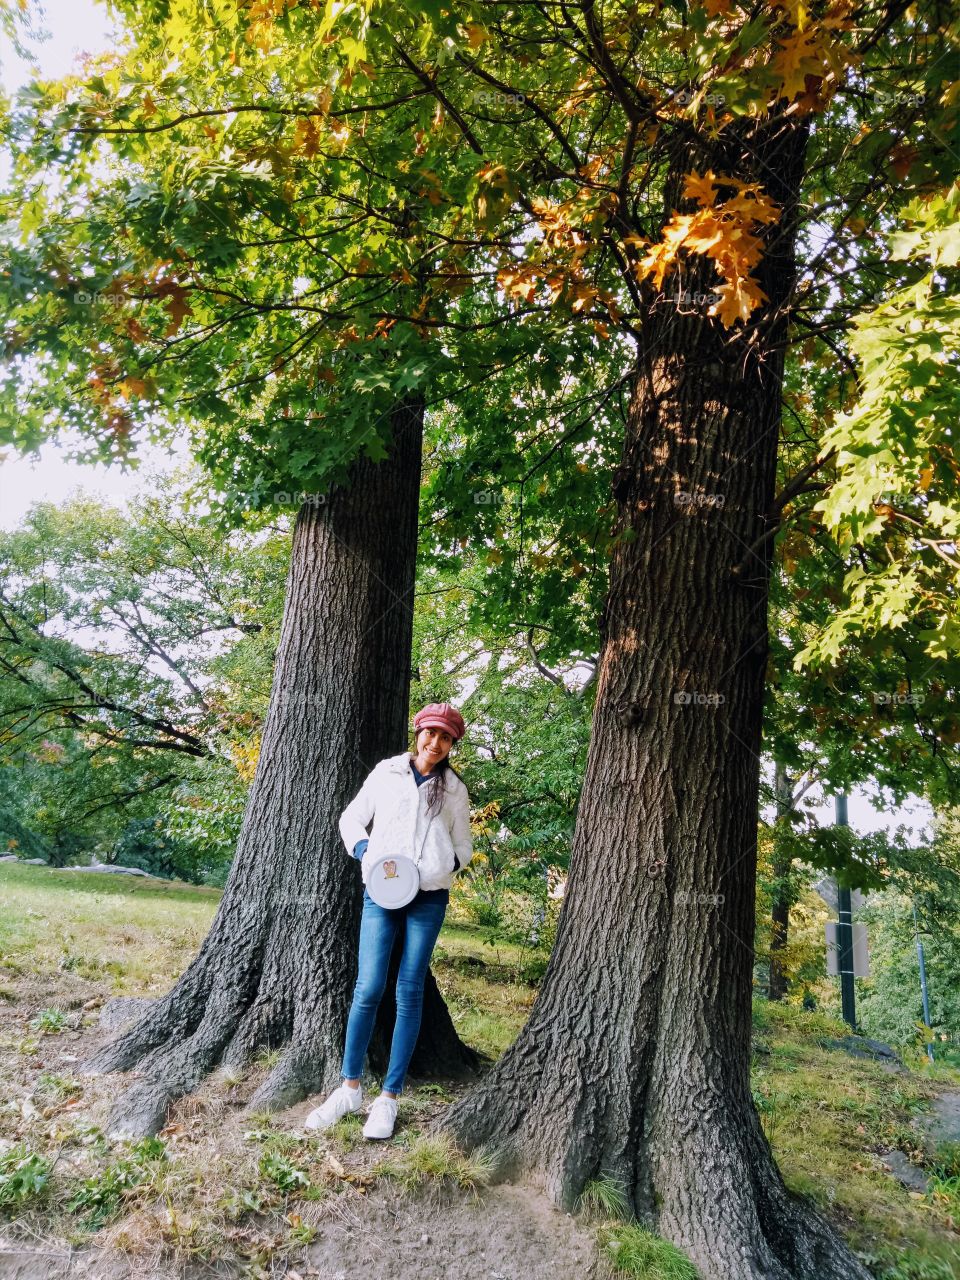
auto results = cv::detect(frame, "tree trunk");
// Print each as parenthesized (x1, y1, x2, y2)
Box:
(768, 761, 794, 1002)
(438, 119, 870, 1280)
(82, 397, 482, 1137)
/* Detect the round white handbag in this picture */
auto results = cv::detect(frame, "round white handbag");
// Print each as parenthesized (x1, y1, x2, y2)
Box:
(366, 853, 420, 908)
(366, 812, 437, 908)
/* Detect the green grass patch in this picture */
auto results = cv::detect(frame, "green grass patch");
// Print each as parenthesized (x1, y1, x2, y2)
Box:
(374, 1132, 499, 1192)
(65, 1137, 168, 1229)
(601, 1223, 699, 1279)
(578, 1173, 630, 1220)
(30, 1007, 68, 1034)
(0, 862, 221, 995)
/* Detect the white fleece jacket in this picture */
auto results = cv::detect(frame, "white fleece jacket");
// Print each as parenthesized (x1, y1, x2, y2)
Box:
(338, 751, 474, 892)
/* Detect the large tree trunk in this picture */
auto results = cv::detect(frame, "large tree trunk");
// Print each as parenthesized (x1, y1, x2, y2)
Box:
(82, 397, 482, 1137)
(768, 761, 794, 1002)
(438, 118, 870, 1280)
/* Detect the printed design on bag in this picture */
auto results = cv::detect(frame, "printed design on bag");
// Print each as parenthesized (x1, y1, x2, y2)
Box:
(383, 860, 398, 879)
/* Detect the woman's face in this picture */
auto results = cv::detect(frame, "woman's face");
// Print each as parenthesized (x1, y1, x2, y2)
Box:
(416, 726, 454, 766)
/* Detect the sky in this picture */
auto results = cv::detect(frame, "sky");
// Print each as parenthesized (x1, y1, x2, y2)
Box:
(0, 2, 937, 848)
(0, 0, 153, 529)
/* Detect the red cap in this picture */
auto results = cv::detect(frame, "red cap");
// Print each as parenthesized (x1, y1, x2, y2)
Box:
(414, 702, 466, 743)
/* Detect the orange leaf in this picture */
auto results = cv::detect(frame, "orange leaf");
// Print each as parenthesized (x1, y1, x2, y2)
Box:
(162, 287, 192, 337)
(683, 170, 719, 208)
(708, 275, 768, 327)
(772, 29, 821, 101)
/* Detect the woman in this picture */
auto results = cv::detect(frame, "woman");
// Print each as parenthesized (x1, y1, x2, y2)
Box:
(304, 702, 473, 1140)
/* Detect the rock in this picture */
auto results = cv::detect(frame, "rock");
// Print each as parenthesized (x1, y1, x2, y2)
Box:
(66, 862, 153, 877)
(817, 1035, 905, 1066)
(916, 1088, 960, 1148)
(881, 1149, 929, 1193)
(97, 996, 155, 1033)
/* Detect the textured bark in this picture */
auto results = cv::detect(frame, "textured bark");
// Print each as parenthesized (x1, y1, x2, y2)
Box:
(768, 761, 794, 1002)
(82, 397, 481, 1136)
(438, 119, 870, 1280)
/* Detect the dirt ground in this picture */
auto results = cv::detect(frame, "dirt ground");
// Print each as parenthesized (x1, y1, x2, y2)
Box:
(2, 1176, 614, 1280)
(0, 987, 617, 1280)
(277, 1179, 611, 1280)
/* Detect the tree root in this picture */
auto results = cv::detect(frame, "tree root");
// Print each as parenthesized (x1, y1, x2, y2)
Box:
(438, 1058, 872, 1280)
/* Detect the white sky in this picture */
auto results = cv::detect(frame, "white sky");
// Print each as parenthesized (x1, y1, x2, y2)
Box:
(0, 1, 938, 846)
(0, 1, 150, 528)
(0, 0, 116, 91)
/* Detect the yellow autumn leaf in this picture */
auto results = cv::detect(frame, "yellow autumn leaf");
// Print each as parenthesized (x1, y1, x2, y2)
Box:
(772, 29, 825, 101)
(684, 211, 726, 255)
(683, 170, 719, 208)
(497, 265, 540, 303)
(708, 274, 768, 327)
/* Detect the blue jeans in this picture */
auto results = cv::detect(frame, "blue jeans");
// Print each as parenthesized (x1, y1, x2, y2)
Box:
(341, 886, 449, 1094)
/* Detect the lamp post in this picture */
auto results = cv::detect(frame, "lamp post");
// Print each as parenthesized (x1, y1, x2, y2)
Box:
(911, 899, 935, 1064)
(835, 794, 857, 1031)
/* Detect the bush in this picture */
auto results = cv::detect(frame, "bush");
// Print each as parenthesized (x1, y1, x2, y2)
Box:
(856, 892, 960, 1049)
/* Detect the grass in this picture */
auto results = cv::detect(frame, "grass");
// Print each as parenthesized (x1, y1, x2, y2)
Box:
(373, 1131, 500, 1193)
(30, 1007, 69, 1034)
(0, 861, 221, 997)
(600, 1223, 699, 1279)
(578, 1173, 630, 1220)
(750, 1000, 960, 1277)
(1, 862, 960, 1280)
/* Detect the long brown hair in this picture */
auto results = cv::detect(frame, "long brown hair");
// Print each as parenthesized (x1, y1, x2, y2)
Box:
(408, 744, 463, 817)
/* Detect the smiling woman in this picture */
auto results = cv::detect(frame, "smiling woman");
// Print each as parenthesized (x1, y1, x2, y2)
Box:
(305, 702, 473, 1140)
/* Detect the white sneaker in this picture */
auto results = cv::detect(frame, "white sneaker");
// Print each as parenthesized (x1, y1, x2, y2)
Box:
(362, 1093, 398, 1139)
(304, 1082, 363, 1132)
